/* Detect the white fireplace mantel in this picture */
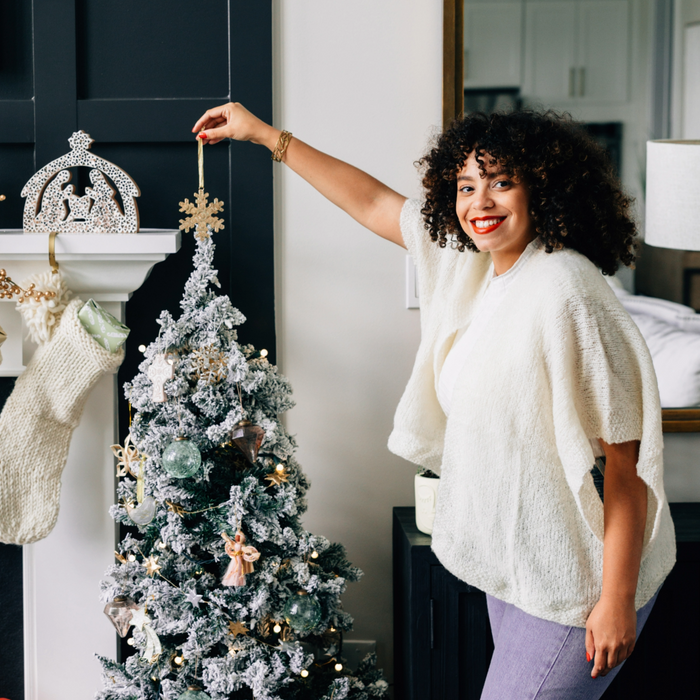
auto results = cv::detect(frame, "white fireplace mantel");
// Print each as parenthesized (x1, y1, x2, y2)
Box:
(0, 229, 181, 700)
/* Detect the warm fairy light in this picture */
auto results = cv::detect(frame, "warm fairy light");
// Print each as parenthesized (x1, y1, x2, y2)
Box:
(276, 464, 285, 473)
(228, 648, 237, 658)
(174, 655, 184, 665)
(127, 638, 135, 646)
(260, 349, 268, 358)
(128, 554, 136, 562)
(138, 345, 147, 353)
(151, 677, 158, 682)
(157, 540, 167, 550)
(300, 670, 309, 678)
(329, 626, 336, 632)
(311, 551, 319, 559)
(273, 623, 282, 634)
(334, 663, 343, 672)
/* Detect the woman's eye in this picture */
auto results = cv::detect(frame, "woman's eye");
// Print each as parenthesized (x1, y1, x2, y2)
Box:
(458, 185, 474, 193)
(493, 180, 511, 189)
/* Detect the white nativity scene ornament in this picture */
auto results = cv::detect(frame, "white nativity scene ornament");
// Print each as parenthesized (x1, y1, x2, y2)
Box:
(21, 131, 140, 234)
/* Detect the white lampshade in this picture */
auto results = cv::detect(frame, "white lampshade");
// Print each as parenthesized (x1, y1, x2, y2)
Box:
(645, 140, 700, 250)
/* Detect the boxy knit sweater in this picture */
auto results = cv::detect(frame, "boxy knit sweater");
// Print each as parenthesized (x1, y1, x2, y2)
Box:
(388, 199, 676, 627)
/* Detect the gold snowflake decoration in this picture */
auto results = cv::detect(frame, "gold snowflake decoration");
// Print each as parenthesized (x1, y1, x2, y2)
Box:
(111, 434, 139, 477)
(179, 188, 224, 240)
(192, 344, 228, 383)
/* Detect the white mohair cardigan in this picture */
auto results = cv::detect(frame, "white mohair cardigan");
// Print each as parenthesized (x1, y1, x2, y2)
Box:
(388, 199, 676, 628)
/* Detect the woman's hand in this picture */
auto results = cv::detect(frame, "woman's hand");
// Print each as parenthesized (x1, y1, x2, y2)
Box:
(192, 102, 279, 148)
(585, 594, 637, 678)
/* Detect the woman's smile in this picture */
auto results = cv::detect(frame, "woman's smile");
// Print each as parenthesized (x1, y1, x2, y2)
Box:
(470, 216, 506, 234)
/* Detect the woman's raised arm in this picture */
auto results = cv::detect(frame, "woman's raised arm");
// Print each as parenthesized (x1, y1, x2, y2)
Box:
(193, 103, 407, 248)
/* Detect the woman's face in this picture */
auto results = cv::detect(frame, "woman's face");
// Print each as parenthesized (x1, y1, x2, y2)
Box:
(455, 151, 534, 260)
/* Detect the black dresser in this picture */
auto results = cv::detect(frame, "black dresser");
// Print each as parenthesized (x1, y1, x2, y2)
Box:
(393, 505, 700, 700)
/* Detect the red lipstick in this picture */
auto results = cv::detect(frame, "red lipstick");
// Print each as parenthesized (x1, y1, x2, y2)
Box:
(469, 216, 506, 235)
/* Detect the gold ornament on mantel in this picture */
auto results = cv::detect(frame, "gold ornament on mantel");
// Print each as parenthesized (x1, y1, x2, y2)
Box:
(21, 131, 140, 234)
(179, 135, 224, 240)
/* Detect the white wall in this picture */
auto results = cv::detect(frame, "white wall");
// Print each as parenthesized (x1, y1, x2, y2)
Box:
(273, 0, 443, 682)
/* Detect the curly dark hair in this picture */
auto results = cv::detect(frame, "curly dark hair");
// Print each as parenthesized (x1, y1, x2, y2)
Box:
(418, 110, 637, 276)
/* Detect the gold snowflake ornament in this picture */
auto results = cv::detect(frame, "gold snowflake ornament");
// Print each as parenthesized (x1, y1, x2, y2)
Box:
(179, 188, 224, 241)
(111, 434, 140, 478)
(191, 344, 228, 383)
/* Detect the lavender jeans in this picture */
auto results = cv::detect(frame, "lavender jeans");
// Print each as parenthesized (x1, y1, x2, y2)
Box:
(480, 591, 659, 700)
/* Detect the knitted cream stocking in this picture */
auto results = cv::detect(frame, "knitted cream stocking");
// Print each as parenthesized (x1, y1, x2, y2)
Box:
(0, 298, 124, 545)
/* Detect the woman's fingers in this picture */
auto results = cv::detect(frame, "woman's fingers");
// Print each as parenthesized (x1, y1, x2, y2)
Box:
(192, 106, 229, 133)
(200, 126, 228, 145)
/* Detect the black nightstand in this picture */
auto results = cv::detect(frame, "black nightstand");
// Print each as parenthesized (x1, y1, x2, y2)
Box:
(393, 505, 700, 700)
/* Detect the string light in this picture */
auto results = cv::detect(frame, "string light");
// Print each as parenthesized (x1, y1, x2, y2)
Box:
(260, 349, 268, 358)
(138, 345, 147, 353)
(329, 626, 336, 632)
(310, 551, 319, 559)
(127, 638, 135, 646)
(128, 554, 136, 562)
(174, 655, 184, 665)
(334, 663, 343, 672)
(300, 669, 309, 678)
(157, 540, 167, 550)
(276, 464, 285, 473)
(273, 623, 282, 634)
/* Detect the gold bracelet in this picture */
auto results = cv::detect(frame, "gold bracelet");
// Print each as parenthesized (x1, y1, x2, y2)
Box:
(271, 130, 293, 162)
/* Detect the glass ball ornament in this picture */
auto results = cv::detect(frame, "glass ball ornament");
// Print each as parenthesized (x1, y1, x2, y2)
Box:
(127, 496, 157, 526)
(283, 590, 322, 632)
(103, 595, 138, 637)
(177, 687, 211, 700)
(162, 438, 201, 478)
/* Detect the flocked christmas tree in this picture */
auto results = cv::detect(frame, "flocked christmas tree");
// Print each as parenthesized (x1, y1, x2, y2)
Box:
(97, 144, 388, 700)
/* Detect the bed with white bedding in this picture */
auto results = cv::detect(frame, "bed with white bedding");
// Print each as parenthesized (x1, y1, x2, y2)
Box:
(609, 279, 700, 501)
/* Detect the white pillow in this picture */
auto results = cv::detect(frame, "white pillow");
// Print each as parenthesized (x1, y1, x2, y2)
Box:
(627, 311, 700, 407)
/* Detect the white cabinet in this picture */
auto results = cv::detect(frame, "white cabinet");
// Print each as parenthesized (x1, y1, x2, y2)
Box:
(464, 2, 524, 88)
(522, 0, 629, 103)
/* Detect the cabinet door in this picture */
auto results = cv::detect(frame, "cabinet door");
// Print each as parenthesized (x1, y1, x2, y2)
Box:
(522, 2, 577, 101)
(576, 1, 629, 102)
(464, 3, 523, 89)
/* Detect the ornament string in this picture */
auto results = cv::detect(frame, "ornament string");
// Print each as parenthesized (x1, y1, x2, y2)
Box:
(198, 135, 204, 191)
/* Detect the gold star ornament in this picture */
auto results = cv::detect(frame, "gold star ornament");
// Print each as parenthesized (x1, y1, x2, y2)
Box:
(228, 621, 249, 638)
(265, 468, 289, 487)
(142, 555, 162, 577)
(179, 189, 224, 240)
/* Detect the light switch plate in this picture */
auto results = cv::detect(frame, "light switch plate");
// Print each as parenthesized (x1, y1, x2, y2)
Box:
(406, 255, 419, 309)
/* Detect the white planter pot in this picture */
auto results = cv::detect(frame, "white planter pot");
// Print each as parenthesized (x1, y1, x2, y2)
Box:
(414, 473, 440, 535)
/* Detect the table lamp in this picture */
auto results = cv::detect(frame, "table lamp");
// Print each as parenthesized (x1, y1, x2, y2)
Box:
(646, 140, 700, 250)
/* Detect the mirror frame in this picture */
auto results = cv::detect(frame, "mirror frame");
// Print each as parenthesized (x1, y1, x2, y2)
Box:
(442, 0, 698, 433)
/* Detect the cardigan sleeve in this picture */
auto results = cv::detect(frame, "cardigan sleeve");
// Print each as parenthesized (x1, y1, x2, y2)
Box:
(548, 278, 669, 553)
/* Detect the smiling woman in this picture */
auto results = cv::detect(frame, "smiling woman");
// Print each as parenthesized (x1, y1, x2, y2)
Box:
(195, 101, 675, 700)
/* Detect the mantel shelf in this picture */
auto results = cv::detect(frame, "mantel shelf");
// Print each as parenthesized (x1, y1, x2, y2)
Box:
(0, 229, 181, 376)
(0, 229, 181, 301)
